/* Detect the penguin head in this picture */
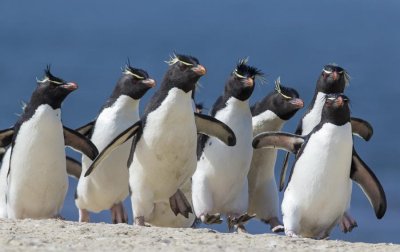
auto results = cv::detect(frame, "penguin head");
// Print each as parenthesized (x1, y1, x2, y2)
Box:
(163, 53, 206, 93)
(116, 64, 156, 100)
(270, 78, 303, 120)
(316, 64, 350, 93)
(225, 59, 263, 101)
(321, 93, 350, 125)
(251, 77, 303, 120)
(34, 66, 78, 109)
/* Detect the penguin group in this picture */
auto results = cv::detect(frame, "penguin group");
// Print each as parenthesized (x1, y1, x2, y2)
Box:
(0, 53, 387, 240)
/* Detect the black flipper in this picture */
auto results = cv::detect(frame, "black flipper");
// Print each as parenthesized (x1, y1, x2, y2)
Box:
(84, 121, 141, 177)
(194, 113, 236, 146)
(351, 117, 373, 141)
(0, 147, 6, 162)
(0, 128, 14, 147)
(252, 132, 304, 153)
(66, 156, 82, 179)
(169, 189, 193, 218)
(75, 121, 95, 137)
(63, 127, 99, 160)
(279, 152, 290, 191)
(350, 149, 386, 219)
(126, 136, 137, 168)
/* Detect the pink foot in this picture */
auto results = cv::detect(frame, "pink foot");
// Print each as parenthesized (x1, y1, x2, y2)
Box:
(285, 230, 301, 238)
(110, 202, 128, 224)
(79, 209, 90, 223)
(340, 212, 358, 233)
(263, 217, 284, 233)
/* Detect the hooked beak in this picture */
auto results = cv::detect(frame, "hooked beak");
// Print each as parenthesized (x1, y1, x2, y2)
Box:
(336, 96, 345, 106)
(290, 98, 304, 109)
(142, 78, 156, 88)
(61, 82, 78, 91)
(191, 65, 206, 76)
(243, 77, 254, 87)
(332, 71, 338, 81)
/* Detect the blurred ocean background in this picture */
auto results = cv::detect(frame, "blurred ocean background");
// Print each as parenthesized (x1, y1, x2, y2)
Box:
(1, 0, 399, 244)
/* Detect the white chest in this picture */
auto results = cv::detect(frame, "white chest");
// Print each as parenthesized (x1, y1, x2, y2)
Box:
(132, 88, 197, 193)
(91, 95, 139, 151)
(301, 92, 326, 135)
(285, 123, 353, 214)
(250, 110, 286, 181)
(7, 105, 68, 218)
(200, 97, 253, 175)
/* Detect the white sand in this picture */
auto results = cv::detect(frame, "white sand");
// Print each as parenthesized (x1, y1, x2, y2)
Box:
(0, 219, 398, 252)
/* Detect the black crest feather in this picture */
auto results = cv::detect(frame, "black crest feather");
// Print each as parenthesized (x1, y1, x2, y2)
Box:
(235, 58, 264, 79)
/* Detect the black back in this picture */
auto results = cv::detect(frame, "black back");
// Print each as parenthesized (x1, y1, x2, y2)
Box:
(197, 60, 263, 159)
(251, 84, 301, 121)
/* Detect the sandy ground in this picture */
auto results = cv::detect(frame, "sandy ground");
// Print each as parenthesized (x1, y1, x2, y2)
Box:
(0, 219, 398, 252)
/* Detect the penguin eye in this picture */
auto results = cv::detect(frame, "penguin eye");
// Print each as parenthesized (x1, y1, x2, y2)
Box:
(327, 96, 336, 101)
(233, 70, 246, 79)
(323, 69, 333, 74)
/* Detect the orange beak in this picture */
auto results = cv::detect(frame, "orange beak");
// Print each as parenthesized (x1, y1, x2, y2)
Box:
(142, 78, 156, 88)
(62, 82, 78, 91)
(191, 65, 206, 76)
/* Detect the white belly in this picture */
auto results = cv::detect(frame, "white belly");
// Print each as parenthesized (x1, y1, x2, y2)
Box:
(76, 95, 139, 212)
(248, 110, 285, 218)
(130, 88, 197, 203)
(7, 105, 68, 219)
(0, 148, 11, 218)
(194, 97, 253, 213)
(282, 122, 353, 237)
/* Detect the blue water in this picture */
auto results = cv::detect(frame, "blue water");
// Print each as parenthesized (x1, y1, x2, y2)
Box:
(1, 0, 399, 244)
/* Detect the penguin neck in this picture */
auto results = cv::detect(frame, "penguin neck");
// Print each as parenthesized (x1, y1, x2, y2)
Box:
(252, 110, 285, 135)
(113, 95, 140, 110)
(226, 96, 249, 110)
(301, 92, 326, 135)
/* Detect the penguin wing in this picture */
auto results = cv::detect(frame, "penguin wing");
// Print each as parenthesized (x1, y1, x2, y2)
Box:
(278, 122, 304, 191)
(0, 127, 14, 147)
(75, 120, 95, 137)
(350, 149, 386, 219)
(194, 113, 236, 146)
(63, 127, 99, 160)
(351, 117, 373, 141)
(66, 156, 82, 179)
(84, 121, 141, 177)
(252, 132, 304, 153)
(279, 152, 291, 191)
